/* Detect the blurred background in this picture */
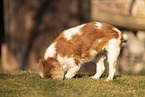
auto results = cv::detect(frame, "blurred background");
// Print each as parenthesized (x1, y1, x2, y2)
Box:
(0, 0, 145, 75)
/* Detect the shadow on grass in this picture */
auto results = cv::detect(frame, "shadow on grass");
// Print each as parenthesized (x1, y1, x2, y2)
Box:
(74, 73, 122, 80)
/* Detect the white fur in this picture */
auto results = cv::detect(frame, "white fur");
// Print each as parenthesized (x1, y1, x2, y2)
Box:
(63, 24, 85, 40)
(89, 38, 121, 81)
(112, 28, 122, 39)
(107, 39, 121, 52)
(56, 38, 121, 81)
(57, 54, 76, 68)
(65, 66, 80, 79)
(95, 22, 103, 29)
(91, 55, 106, 79)
(122, 33, 128, 41)
(42, 22, 126, 81)
(44, 42, 56, 59)
(90, 50, 98, 58)
(98, 39, 102, 42)
(57, 54, 80, 79)
(105, 39, 121, 81)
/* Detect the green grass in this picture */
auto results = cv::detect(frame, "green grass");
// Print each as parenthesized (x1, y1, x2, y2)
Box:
(0, 71, 145, 97)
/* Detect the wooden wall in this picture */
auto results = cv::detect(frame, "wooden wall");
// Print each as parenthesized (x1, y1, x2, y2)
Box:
(91, 0, 145, 31)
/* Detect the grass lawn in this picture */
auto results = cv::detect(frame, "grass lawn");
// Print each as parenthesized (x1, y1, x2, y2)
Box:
(0, 71, 145, 97)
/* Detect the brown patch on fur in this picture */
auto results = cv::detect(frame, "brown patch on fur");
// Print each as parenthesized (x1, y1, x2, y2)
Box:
(38, 22, 127, 80)
(119, 42, 122, 49)
(81, 37, 109, 59)
(53, 22, 120, 65)
(37, 58, 64, 80)
(121, 31, 128, 43)
(119, 31, 127, 49)
(121, 31, 124, 39)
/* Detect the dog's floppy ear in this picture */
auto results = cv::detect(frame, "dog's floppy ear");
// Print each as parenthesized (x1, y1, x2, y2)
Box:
(37, 59, 45, 78)
(48, 58, 64, 80)
(37, 58, 64, 80)
(37, 59, 54, 78)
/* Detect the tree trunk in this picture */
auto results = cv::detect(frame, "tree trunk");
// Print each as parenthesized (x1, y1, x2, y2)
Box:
(2, 0, 91, 71)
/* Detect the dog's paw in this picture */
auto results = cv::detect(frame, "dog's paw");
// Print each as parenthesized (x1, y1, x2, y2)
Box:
(104, 78, 113, 82)
(90, 76, 100, 79)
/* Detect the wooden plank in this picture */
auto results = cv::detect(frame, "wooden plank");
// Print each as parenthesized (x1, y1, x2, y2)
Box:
(92, 12, 145, 31)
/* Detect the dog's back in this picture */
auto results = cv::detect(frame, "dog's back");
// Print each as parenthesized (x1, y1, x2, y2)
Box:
(38, 22, 128, 81)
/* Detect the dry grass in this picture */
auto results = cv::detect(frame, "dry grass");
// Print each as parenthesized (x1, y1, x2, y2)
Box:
(0, 71, 145, 97)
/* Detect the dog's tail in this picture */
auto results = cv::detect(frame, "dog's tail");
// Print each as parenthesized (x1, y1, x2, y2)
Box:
(121, 32, 128, 46)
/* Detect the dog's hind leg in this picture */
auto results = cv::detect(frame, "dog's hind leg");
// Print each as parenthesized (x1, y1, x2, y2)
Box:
(105, 39, 121, 81)
(91, 54, 106, 79)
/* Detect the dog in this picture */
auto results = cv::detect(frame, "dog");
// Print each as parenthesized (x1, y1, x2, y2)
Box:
(37, 22, 128, 81)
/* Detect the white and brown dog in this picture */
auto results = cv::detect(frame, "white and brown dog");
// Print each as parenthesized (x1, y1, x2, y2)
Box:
(37, 22, 128, 81)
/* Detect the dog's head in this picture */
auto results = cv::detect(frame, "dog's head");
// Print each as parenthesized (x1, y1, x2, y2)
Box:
(37, 58, 64, 80)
